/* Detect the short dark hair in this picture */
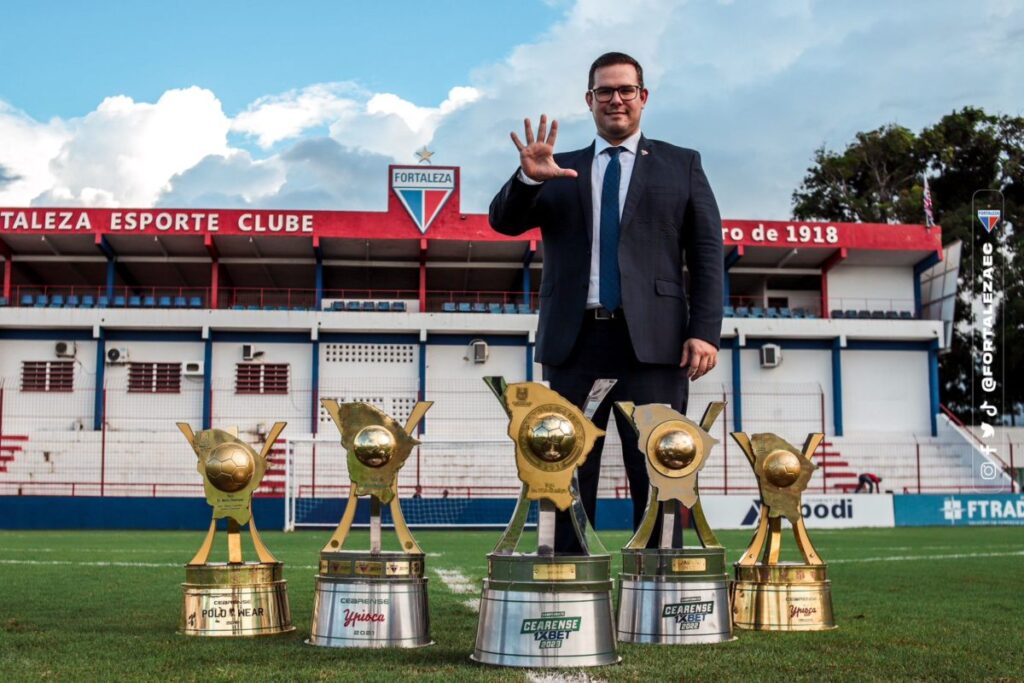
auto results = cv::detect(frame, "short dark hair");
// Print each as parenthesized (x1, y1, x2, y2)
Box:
(588, 52, 644, 90)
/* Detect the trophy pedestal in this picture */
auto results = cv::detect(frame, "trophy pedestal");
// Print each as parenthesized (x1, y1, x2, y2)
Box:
(308, 551, 431, 648)
(731, 563, 836, 631)
(471, 554, 619, 668)
(617, 547, 734, 644)
(180, 563, 293, 637)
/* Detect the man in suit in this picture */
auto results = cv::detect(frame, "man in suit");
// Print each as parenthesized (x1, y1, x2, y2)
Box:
(489, 52, 723, 551)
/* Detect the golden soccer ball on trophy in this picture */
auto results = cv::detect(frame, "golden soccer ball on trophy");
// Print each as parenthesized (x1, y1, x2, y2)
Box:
(526, 413, 577, 462)
(763, 449, 802, 487)
(204, 443, 256, 493)
(352, 425, 396, 467)
(654, 429, 698, 470)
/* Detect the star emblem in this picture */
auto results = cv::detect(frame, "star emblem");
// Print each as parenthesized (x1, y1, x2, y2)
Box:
(415, 146, 434, 164)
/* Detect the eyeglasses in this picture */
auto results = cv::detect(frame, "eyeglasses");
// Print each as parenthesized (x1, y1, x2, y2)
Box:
(589, 85, 643, 103)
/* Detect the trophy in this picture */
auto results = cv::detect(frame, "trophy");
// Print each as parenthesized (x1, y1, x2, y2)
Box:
(614, 401, 734, 644)
(471, 377, 620, 668)
(176, 422, 293, 637)
(729, 432, 836, 631)
(307, 399, 433, 648)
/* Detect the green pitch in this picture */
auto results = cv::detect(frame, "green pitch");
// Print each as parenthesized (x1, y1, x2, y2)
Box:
(1, 526, 1022, 681)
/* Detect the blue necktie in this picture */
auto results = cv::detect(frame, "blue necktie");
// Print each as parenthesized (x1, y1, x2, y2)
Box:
(599, 147, 623, 311)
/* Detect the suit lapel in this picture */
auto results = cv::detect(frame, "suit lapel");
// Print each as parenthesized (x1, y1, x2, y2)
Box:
(575, 143, 595, 246)
(619, 135, 651, 233)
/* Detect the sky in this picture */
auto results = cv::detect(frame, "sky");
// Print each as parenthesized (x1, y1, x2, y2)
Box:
(0, 0, 1021, 219)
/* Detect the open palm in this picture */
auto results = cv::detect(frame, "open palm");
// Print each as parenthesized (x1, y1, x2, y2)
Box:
(511, 115, 578, 182)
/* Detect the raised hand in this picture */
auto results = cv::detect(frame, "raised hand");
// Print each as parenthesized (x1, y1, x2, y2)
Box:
(511, 114, 578, 182)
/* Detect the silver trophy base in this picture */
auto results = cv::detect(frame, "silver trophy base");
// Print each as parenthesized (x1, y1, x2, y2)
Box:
(471, 555, 619, 668)
(617, 576, 734, 644)
(307, 574, 431, 648)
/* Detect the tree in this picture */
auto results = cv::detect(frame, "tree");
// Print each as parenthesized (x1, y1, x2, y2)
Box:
(792, 107, 1023, 423)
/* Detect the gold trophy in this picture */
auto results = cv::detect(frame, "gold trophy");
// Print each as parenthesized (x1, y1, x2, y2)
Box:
(730, 432, 836, 630)
(614, 401, 734, 644)
(471, 377, 620, 668)
(307, 399, 433, 648)
(176, 422, 293, 637)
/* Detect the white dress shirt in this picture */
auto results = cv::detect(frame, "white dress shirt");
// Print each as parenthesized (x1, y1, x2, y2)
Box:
(518, 129, 642, 308)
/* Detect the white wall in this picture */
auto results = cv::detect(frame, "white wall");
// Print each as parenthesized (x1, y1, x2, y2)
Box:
(842, 349, 930, 433)
(827, 265, 915, 312)
(103, 341, 204, 431)
(0, 338, 97, 431)
(740, 347, 832, 436)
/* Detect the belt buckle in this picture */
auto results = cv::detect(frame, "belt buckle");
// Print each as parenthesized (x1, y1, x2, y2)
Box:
(594, 308, 614, 320)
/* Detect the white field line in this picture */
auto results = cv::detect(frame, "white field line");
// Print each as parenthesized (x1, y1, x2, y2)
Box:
(432, 567, 477, 595)
(0, 558, 323, 569)
(528, 673, 604, 683)
(830, 550, 1024, 564)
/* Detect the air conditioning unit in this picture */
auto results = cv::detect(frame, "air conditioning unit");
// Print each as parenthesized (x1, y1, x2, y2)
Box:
(55, 341, 77, 358)
(106, 347, 129, 364)
(242, 344, 263, 361)
(183, 361, 204, 376)
(464, 339, 489, 364)
(760, 343, 782, 368)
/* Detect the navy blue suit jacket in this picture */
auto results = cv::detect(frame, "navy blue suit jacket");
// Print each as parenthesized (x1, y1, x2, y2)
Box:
(489, 136, 724, 366)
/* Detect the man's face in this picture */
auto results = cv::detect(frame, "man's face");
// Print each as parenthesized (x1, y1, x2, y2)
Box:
(586, 63, 648, 143)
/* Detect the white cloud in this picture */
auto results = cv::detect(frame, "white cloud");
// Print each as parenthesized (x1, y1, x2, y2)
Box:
(0, 102, 70, 205)
(231, 83, 362, 148)
(33, 87, 230, 207)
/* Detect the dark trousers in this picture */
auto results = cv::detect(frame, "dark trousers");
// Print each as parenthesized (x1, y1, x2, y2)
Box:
(543, 313, 688, 553)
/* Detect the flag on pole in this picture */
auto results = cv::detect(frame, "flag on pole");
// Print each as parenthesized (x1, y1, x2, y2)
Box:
(923, 175, 935, 227)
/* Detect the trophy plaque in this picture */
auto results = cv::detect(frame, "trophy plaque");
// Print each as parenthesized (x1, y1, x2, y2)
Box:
(614, 401, 734, 644)
(177, 422, 293, 637)
(307, 399, 433, 648)
(471, 377, 620, 668)
(730, 432, 836, 631)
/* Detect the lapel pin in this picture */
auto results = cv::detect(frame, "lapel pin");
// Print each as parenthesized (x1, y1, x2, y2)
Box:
(641, 150, 649, 156)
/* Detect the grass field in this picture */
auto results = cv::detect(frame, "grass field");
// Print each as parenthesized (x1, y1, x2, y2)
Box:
(1, 526, 1022, 682)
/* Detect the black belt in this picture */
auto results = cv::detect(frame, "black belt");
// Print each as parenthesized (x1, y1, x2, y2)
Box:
(587, 307, 621, 320)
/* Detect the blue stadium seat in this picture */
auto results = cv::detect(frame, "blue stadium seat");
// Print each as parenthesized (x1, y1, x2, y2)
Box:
(804, 310, 818, 319)
(346, 301, 360, 311)
(845, 309, 859, 319)
(488, 303, 502, 314)
(503, 303, 516, 314)
(231, 304, 245, 310)
(21, 294, 34, 306)
(735, 306, 749, 318)
(292, 306, 305, 311)
(766, 307, 779, 318)
(97, 295, 109, 308)
(871, 310, 885, 319)
(471, 302, 487, 313)
(391, 301, 407, 312)
(899, 310, 913, 320)
(750, 306, 764, 318)
(113, 295, 127, 307)
(723, 305, 735, 317)
(35, 294, 48, 307)
(0, 296, 7, 307)
(173, 296, 187, 307)
(128, 295, 142, 307)
(517, 303, 532, 314)
(143, 295, 156, 307)
(158, 295, 172, 307)
(361, 301, 375, 311)
(831, 310, 844, 318)
(246, 305, 259, 311)
(885, 310, 899, 319)
(189, 296, 203, 308)
(49, 295, 64, 307)
(331, 301, 345, 311)
(458, 302, 472, 313)
(857, 310, 871, 319)
(442, 302, 456, 313)
(791, 307, 804, 318)
(377, 301, 391, 311)
(66, 295, 80, 308)
(81, 295, 95, 308)
(780, 307, 792, 318)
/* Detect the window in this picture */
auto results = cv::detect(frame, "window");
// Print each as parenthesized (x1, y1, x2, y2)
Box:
(235, 363, 289, 394)
(128, 362, 182, 393)
(21, 361, 74, 392)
